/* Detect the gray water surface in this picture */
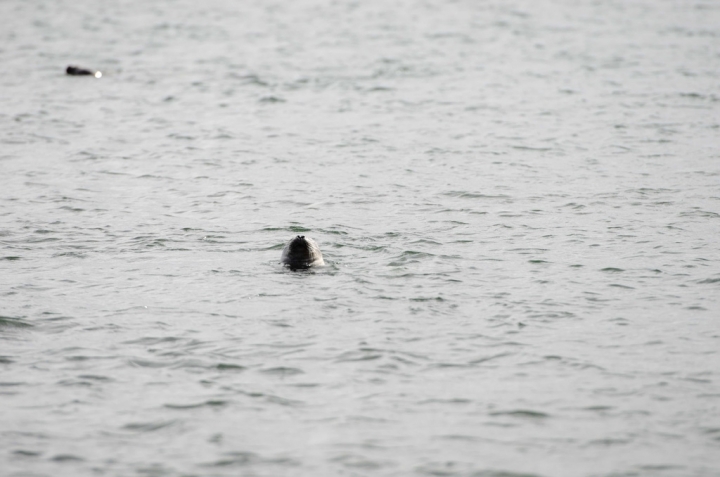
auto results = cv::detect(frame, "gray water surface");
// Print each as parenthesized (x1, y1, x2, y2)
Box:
(1, 0, 719, 476)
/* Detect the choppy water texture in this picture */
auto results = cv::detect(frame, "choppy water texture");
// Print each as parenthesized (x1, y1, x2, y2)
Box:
(2, 0, 720, 476)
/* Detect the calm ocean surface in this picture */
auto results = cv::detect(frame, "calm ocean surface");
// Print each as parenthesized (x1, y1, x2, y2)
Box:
(1, 0, 719, 476)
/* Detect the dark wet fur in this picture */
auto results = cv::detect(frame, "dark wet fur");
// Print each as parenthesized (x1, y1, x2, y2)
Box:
(66, 65, 94, 76)
(281, 235, 323, 270)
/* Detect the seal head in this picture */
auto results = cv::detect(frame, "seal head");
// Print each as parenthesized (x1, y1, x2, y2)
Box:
(66, 65, 102, 78)
(281, 235, 324, 270)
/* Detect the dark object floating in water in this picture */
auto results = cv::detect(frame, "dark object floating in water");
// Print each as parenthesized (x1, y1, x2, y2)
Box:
(66, 65, 102, 78)
(281, 235, 325, 270)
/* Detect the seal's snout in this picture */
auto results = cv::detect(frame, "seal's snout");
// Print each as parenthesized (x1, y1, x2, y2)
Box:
(281, 235, 325, 270)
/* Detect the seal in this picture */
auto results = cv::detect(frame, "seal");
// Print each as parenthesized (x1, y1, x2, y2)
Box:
(66, 65, 102, 78)
(281, 235, 325, 270)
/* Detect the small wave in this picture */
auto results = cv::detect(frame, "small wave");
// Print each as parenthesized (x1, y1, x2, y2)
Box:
(239, 391, 303, 407)
(127, 359, 170, 369)
(336, 350, 383, 362)
(419, 398, 472, 405)
(259, 366, 304, 376)
(164, 400, 228, 410)
(511, 145, 553, 151)
(13, 449, 42, 457)
(122, 420, 179, 432)
(77, 374, 113, 382)
(216, 363, 246, 371)
(259, 96, 286, 103)
(469, 352, 512, 365)
(201, 451, 258, 468)
(417, 463, 544, 477)
(202, 451, 298, 468)
(444, 191, 511, 200)
(51, 454, 84, 462)
(0, 316, 32, 328)
(331, 453, 388, 470)
(587, 438, 631, 446)
(490, 410, 550, 419)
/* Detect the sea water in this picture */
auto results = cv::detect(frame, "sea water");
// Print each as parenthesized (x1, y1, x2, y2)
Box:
(1, 0, 719, 476)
